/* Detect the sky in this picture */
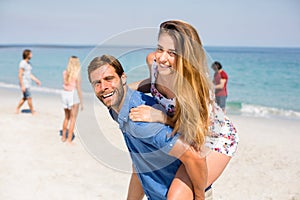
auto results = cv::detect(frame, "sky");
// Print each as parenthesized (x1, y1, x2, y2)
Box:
(1, 0, 300, 47)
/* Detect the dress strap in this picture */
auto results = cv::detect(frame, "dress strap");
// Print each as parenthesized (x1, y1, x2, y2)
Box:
(150, 61, 157, 84)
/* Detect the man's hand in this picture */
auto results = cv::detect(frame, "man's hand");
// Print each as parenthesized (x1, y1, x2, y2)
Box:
(21, 85, 26, 92)
(35, 79, 41, 86)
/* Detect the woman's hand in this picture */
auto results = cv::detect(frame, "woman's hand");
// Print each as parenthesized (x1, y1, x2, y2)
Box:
(129, 105, 166, 123)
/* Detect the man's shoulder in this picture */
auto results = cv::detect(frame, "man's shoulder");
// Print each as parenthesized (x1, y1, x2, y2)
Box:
(221, 70, 228, 78)
(129, 89, 157, 107)
(19, 60, 26, 68)
(19, 60, 30, 69)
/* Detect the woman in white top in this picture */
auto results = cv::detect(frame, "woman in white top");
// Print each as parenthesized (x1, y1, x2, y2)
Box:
(61, 56, 83, 143)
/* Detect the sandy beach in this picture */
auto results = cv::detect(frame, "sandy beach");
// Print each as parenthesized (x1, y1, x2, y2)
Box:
(0, 87, 299, 200)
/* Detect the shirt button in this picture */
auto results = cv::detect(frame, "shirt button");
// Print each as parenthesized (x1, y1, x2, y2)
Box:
(170, 144, 173, 147)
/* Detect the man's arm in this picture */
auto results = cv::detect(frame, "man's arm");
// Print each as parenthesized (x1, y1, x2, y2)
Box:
(18, 68, 25, 92)
(169, 139, 207, 200)
(127, 166, 145, 200)
(214, 78, 226, 89)
(30, 74, 41, 86)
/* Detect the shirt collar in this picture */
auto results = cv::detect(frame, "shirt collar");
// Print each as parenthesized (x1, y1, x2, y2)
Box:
(110, 86, 135, 128)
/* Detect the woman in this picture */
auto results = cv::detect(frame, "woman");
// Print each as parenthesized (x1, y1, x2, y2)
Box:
(61, 56, 83, 144)
(129, 20, 238, 199)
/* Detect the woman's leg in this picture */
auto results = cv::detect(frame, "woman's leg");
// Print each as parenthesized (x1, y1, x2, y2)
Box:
(62, 108, 70, 142)
(167, 164, 193, 200)
(66, 104, 79, 143)
(206, 151, 231, 186)
(168, 152, 231, 199)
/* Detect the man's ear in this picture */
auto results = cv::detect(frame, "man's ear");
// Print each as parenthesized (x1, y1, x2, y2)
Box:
(121, 73, 127, 85)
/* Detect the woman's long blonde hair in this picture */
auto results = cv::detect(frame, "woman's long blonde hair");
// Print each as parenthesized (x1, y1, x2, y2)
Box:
(159, 20, 213, 150)
(65, 56, 81, 84)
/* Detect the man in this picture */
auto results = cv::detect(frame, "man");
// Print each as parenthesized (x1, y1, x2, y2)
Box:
(88, 55, 207, 200)
(16, 49, 41, 114)
(211, 61, 228, 112)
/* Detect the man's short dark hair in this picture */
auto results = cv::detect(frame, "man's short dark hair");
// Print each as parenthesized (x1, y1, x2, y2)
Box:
(212, 61, 222, 70)
(87, 54, 124, 82)
(23, 49, 31, 59)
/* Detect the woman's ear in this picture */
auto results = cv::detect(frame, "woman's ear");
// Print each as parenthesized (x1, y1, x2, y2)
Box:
(121, 73, 127, 85)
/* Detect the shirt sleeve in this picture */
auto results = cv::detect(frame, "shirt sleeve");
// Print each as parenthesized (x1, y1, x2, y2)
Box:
(130, 121, 179, 154)
(19, 61, 25, 69)
(221, 71, 228, 80)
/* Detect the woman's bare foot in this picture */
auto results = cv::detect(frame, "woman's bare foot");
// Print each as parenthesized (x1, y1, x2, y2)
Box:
(66, 140, 75, 146)
(61, 137, 67, 142)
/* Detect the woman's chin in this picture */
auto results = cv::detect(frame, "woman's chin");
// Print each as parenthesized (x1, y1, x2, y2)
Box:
(158, 68, 174, 75)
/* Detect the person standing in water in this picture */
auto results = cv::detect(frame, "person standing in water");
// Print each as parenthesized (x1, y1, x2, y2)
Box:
(211, 61, 228, 112)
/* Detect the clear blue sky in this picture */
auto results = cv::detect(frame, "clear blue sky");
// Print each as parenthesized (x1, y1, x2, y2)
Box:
(1, 0, 299, 47)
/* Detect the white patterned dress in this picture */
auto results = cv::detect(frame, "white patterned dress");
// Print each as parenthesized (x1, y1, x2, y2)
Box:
(150, 62, 239, 157)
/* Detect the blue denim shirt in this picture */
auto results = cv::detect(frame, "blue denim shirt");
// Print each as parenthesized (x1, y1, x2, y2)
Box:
(110, 87, 181, 200)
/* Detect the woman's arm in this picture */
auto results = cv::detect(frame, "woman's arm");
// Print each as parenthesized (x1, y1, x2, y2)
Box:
(76, 75, 83, 110)
(128, 51, 155, 92)
(129, 105, 174, 127)
(128, 78, 151, 93)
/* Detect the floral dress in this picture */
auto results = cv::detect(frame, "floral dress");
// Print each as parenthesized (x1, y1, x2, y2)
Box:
(150, 62, 239, 157)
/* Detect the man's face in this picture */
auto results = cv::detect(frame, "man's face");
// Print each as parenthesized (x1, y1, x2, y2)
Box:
(90, 64, 126, 111)
(211, 64, 218, 72)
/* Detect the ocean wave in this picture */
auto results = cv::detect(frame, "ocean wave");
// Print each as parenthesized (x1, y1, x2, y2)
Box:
(1, 82, 299, 120)
(228, 102, 300, 120)
(0, 82, 63, 94)
(0, 82, 93, 95)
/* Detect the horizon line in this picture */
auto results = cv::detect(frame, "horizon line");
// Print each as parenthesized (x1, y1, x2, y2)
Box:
(0, 43, 299, 49)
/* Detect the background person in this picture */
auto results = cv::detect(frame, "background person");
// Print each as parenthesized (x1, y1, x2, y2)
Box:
(16, 49, 41, 115)
(61, 56, 83, 144)
(211, 61, 228, 112)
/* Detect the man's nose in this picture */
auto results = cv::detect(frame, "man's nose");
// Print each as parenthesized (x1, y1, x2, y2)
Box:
(100, 80, 111, 92)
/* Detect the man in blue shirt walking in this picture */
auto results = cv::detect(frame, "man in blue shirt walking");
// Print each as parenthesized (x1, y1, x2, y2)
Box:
(88, 54, 207, 200)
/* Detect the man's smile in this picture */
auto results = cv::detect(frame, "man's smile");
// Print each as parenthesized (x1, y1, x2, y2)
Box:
(101, 91, 115, 99)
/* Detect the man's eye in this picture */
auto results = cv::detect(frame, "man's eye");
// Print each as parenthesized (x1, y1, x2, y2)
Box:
(105, 76, 114, 81)
(156, 47, 163, 52)
(93, 82, 100, 88)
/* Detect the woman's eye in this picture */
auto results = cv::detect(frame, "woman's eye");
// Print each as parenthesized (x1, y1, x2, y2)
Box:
(168, 51, 176, 57)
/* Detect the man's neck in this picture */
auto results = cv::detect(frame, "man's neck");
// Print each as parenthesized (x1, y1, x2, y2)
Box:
(24, 58, 30, 63)
(111, 85, 127, 114)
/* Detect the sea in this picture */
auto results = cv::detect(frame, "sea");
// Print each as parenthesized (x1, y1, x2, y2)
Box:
(1, 45, 300, 120)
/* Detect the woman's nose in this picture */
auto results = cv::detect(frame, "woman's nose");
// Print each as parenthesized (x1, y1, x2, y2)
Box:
(158, 51, 168, 63)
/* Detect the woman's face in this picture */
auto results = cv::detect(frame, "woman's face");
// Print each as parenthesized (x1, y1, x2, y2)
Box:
(155, 33, 176, 74)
